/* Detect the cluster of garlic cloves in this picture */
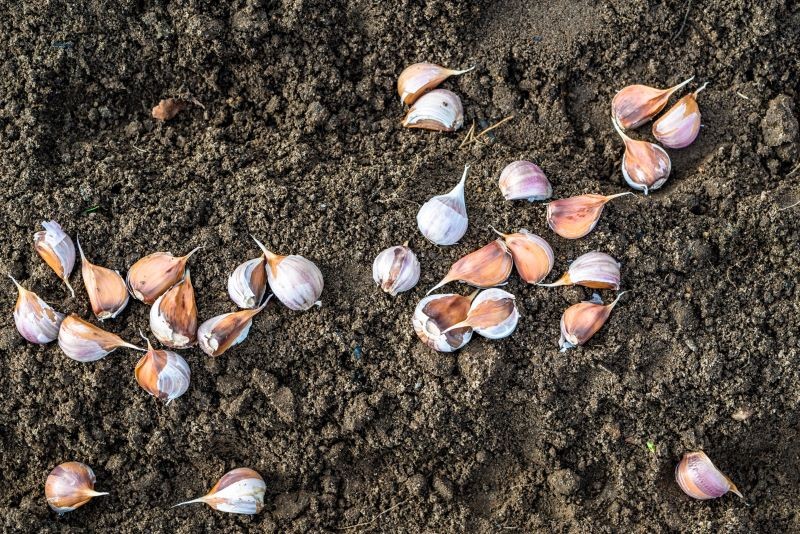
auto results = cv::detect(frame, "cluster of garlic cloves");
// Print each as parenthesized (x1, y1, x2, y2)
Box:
(612, 77, 694, 130)
(541, 251, 621, 290)
(78, 239, 129, 320)
(417, 165, 469, 246)
(398, 62, 472, 132)
(428, 239, 512, 294)
(547, 193, 631, 239)
(559, 292, 627, 351)
(675, 451, 743, 500)
(373, 243, 420, 296)
(150, 270, 198, 349)
(58, 314, 145, 362)
(135, 335, 191, 403)
(10, 276, 64, 344)
(444, 288, 519, 339)
(174, 467, 266, 515)
(413, 292, 475, 352)
(498, 160, 552, 202)
(127, 247, 200, 304)
(34, 220, 76, 297)
(198, 295, 271, 357)
(45, 462, 108, 514)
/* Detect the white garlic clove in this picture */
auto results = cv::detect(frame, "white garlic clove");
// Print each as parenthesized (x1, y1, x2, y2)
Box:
(611, 77, 694, 129)
(546, 192, 631, 239)
(127, 247, 200, 304)
(498, 160, 553, 202)
(397, 62, 474, 105)
(58, 314, 145, 362)
(34, 220, 76, 297)
(428, 239, 512, 294)
(77, 239, 129, 320)
(135, 336, 191, 403)
(401, 89, 464, 132)
(417, 165, 469, 246)
(541, 251, 621, 290)
(653, 82, 708, 149)
(613, 118, 671, 194)
(149, 270, 198, 349)
(444, 288, 519, 339)
(174, 467, 266, 515)
(253, 237, 323, 311)
(559, 292, 627, 351)
(45, 462, 108, 514)
(197, 296, 271, 357)
(227, 255, 267, 309)
(675, 451, 744, 500)
(10, 276, 64, 344)
(412, 292, 475, 352)
(372, 243, 420, 296)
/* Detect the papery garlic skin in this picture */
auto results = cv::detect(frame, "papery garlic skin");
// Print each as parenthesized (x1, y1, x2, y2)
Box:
(541, 251, 621, 290)
(77, 239, 129, 320)
(34, 220, 76, 297)
(372, 245, 420, 296)
(498, 161, 553, 201)
(10, 276, 64, 344)
(675, 451, 744, 500)
(446, 288, 519, 339)
(197, 296, 270, 357)
(613, 118, 671, 194)
(150, 270, 198, 349)
(611, 77, 694, 130)
(417, 165, 469, 246)
(58, 314, 144, 362)
(546, 193, 631, 239)
(559, 293, 626, 351)
(174, 468, 266, 515)
(228, 257, 267, 309)
(412, 293, 474, 352)
(252, 238, 323, 311)
(493, 229, 554, 284)
(428, 239, 512, 294)
(135, 339, 191, 403)
(45, 462, 108, 514)
(127, 247, 200, 304)
(653, 82, 708, 149)
(402, 89, 464, 132)
(398, 63, 474, 105)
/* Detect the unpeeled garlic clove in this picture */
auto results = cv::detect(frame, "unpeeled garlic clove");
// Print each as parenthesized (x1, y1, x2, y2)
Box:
(611, 76, 694, 129)
(417, 165, 469, 245)
(127, 247, 200, 304)
(174, 467, 266, 515)
(492, 228, 554, 284)
(197, 296, 271, 356)
(559, 292, 627, 351)
(675, 451, 744, 500)
(401, 89, 464, 132)
(45, 461, 108, 514)
(253, 238, 323, 311)
(135, 336, 191, 403)
(150, 270, 198, 349)
(77, 239, 129, 320)
(228, 254, 267, 309)
(34, 220, 76, 297)
(412, 292, 475, 352)
(541, 251, 620, 290)
(372, 243, 420, 296)
(428, 239, 512, 294)
(612, 118, 671, 194)
(498, 160, 553, 202)
(443, 288, 519, 339)
(397, 62, 474, 105)
(653, 82, 708, 149)
(58, 314, 145, 362)
(546, 192, 631, 239)
(10, 276, 64, 344)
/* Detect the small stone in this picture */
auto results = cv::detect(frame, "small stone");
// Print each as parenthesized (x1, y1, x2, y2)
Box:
(548, 468, 580, 496)
(272, 386, 296, 423)
(670, 301, 699, 330)
(732, 406, 753, 421)
(406, 474, 428, 496)
(432, 474, 454, 501)
(761, 95, 798, 148)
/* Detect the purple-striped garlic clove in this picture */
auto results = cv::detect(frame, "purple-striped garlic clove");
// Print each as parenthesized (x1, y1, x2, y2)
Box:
(253, 238, 323, 311)
(77, 239, 129, 320)
(402, 89, 464, 132)
(135, 336, 191, 403)
(612, 77, 694, 130)
(653, 82, 708, 149)
(546, 193, 631, 239)
(675, 451, 744, 500)
(227, 253, 267, 309)
(443, 288, 519, 340)
(373, 243, 420, 296)
(174, 468, 266, 515)
(541, 251, 621, 290)
(10, 276, 64, 344)
(45, 462, 108, 514)
(427, 239, 512, 294)
(613, 118, 671, 194)
(397, 62, 474, 105)
(559, 292, 627, 351)
(127, 247, 201, 304)
(150, 270, 198, 349)
(492, 228, 554, 284)
(197, 296, 270, 357)
(58, 314, 145, 362)
(498, 160, 553, 202)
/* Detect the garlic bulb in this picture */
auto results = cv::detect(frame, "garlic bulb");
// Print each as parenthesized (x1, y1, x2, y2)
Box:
(397, 62, 474, 105)
(197, 296, 271, 357)
(559, 292, 627, 351)
(612, 118, 671, 194)
(444, 288, 519, 339)
(135, 336, 191, 403)
(127, 247, 200, 304)
(428, 239, 512, 294)
(402, 89, 464, 132)
(45, 462, 108, 514)
(58, 314, 145, 362)
(372, 243, 420, 296)
(653, 82, 708, 149)
(675, 451, 744, 500)
(492, 228, 554, 284)
(77, 239, 129, 320)
(541, 251, 620, 290)
(150, 270, 197, 349)
(174, 467, 266, 515)
(546, 193, 631, 239)
(417, 165, 469, 246)
(34, 220, 76, 297)
(253, 238, 323, 311)
(611, 77, 694, 129)
(498, 161, 553, 202)
(412, 292, 475, 352)
(10, 276, 64, 344)
(228, 254, 267, 309)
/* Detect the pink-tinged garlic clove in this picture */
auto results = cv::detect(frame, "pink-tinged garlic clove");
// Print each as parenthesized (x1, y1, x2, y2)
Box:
(612, 77, 694, 129)
(559, 292, 627, 351)
(427, 239, 512, 294)
(173, 468, 266, 515)
(397, 62, 474, 105)
(652, 82, 708, 149)
(612, 118, 671, 194)
(127, 247, 201, 304)
(546, 193, 631, 239)
(253, 237, 323, 311)
(443, 288, 519, 339)
(541, 251, 621, 290)
(492, 228, 554, 284)
(675, 451, 744, 500)
(498, 160, 553, 202)
(9, 276, 64, 344)
(58, 314, 145, 362)
(34, 220, 76, 297)
(412, 292, 476, 352)
(45, 462, 108, 514)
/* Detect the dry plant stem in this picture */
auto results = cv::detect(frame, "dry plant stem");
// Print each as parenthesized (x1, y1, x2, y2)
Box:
(474, 115, 514, 141)
(673, 0, 692, 39)
(459, 121, 476, 148)
(336, 499, 410, 530)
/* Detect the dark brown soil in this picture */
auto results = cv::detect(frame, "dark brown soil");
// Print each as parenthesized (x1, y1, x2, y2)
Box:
(2, 0, 799, 531)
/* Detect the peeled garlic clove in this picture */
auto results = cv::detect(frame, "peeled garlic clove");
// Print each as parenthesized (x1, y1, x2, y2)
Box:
(372, 243, 420, 296)
(77, 239, 129, 320)
(541, 251, 620, 290)
(546, 192, 631, 239)
(492, 228, 554, 284)
(653, 82, 708, 149)
(127, 247, 200, 304)
(253, 238, 323, 311)
(174, 467, 266, 515)
(611, 76, 694, 129)
(135, 337, 191, 403)
(58, 314, 145, 362)
(498, 160, 553, 202)
(197, 296, 270, 357)
(401, 89, 464, 132)
(34, 220, 76, 297)
(675, 451, 744, 500)
(428, 239, 512, 294)
(45, 462, 108, 514)
(10, 276, 64, 344)
(444, 288, 519, 339)
(612, 118, 671, 194)
(227, 255, 267, 309)
(559, 292, 626, 351)
(150, 270, 198, 349)
(412, 292, 475, 352)
(398, 62, 474, 105)
(417, 165, 469, 246)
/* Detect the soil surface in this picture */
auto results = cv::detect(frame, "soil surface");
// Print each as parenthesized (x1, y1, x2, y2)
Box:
(2, 0, 799, 532)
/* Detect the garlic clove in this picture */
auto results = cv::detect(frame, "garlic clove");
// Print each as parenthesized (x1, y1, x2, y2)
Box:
(58, 314, 145, 362)
(653, 82, 708, 149)
(412, 292, 475, 352)
(150, 270, 198, 349)
(126, 247, 200, 304)
(611, 76, 694, 130)
(492, 228, 554, 284)
(197, 296, 271, 357)
(417, 165, 469, 246)
(10, 276, 64, 344)
(397, 62, 474, 105)
(34, 220, 76, 297)
(77, 239, 129, 320)
(428, 239, 512, 294)
(227, 255, 267, 309)
(444, 288, 519, 339)
(498, 160, 553, 202)
(612, 118, 671, 194)
(45, 461, 108, 514)
(135, 336, 191, 403)
(373, 243, 420, 296)
(401, 89, 464, 132)
(675, 451, 744, 500)
(174, 467, 266, 515)
(559, 292, 627, 351)
(253, 237, 323, 311)
(540, 251, 621, 290)
(546, 192, 631, 239)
